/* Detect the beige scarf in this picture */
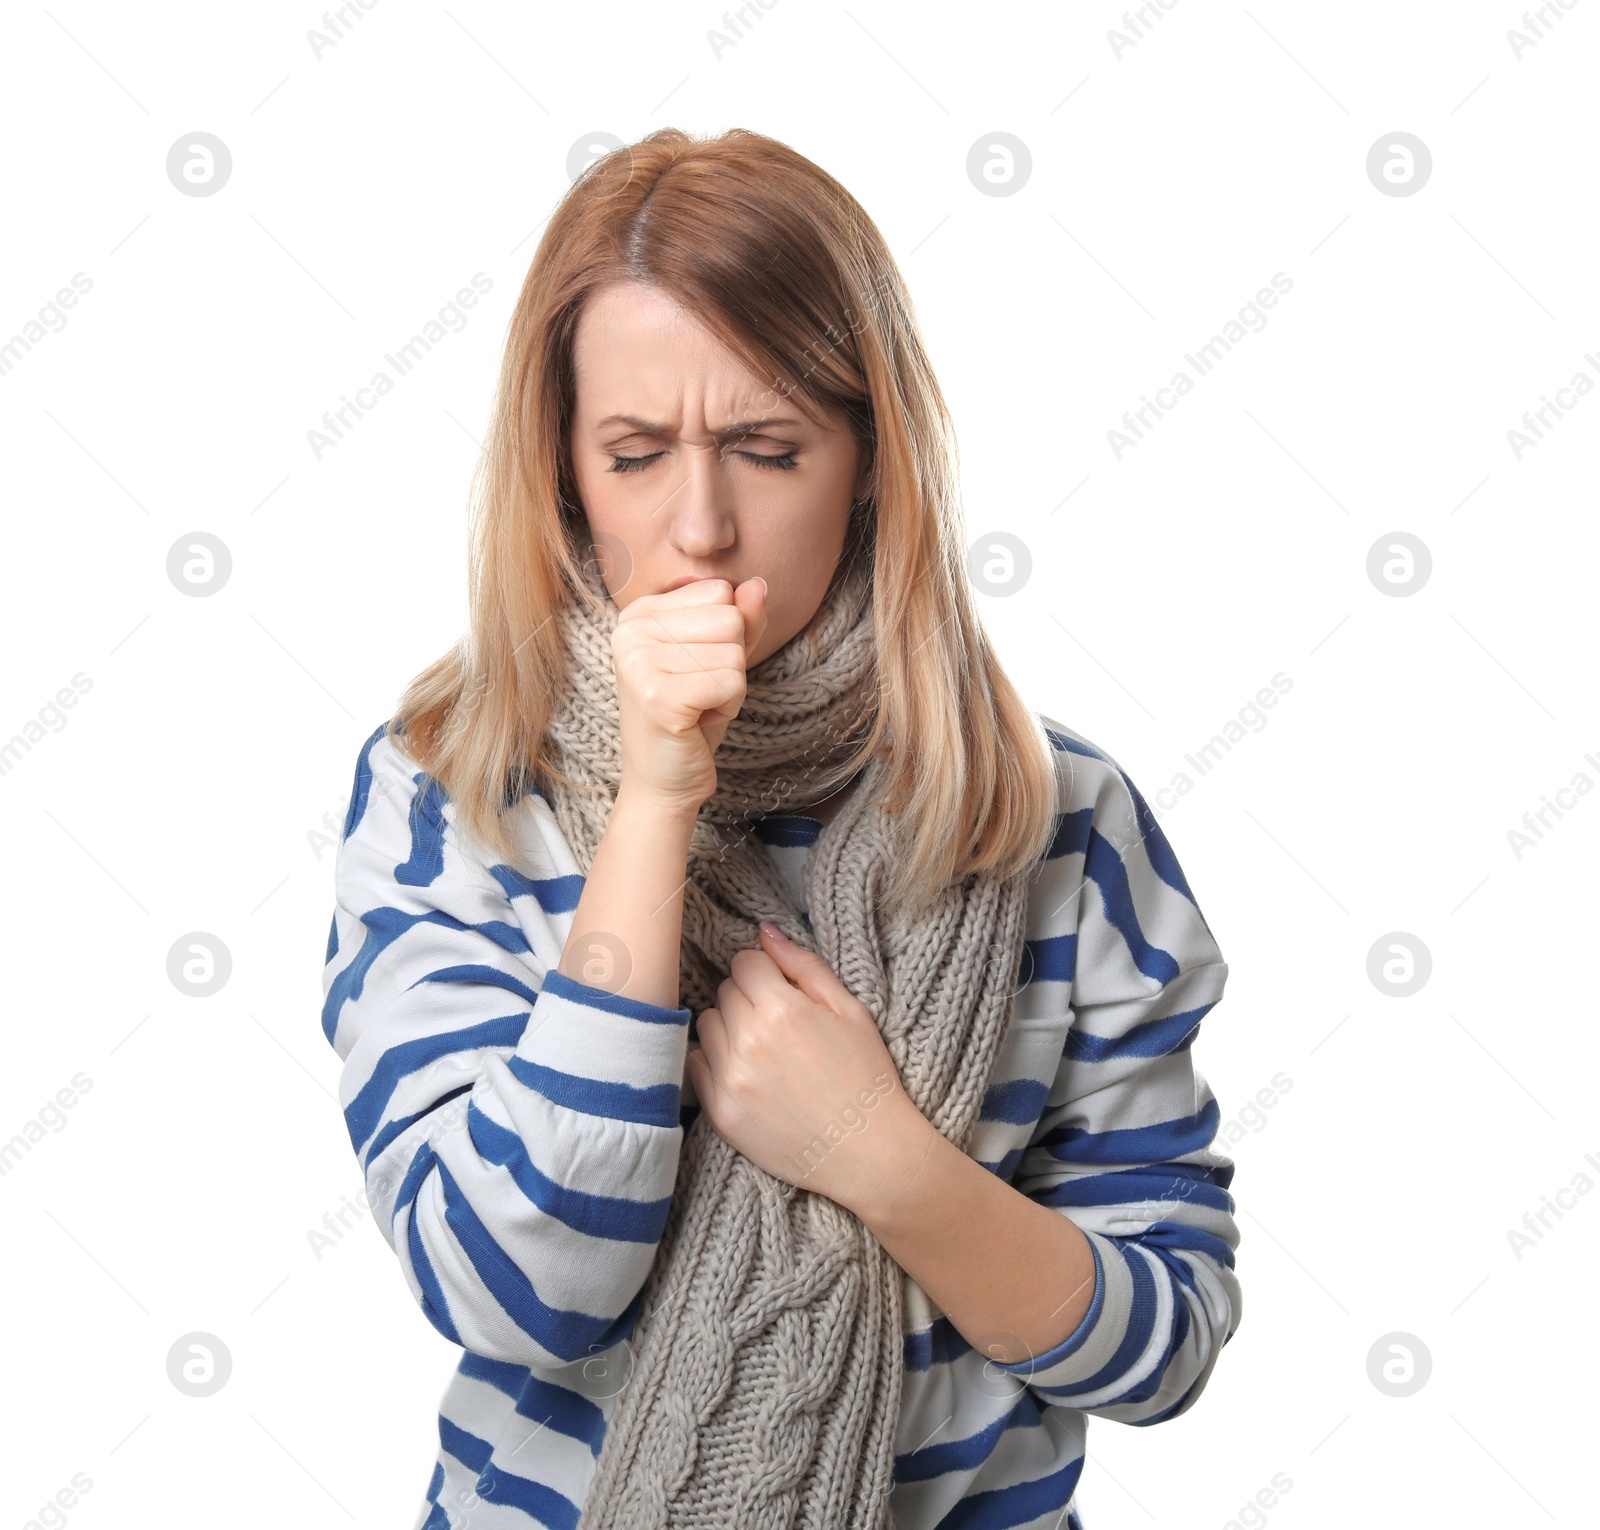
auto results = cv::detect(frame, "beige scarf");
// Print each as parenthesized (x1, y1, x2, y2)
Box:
(535, 551, 1032, 1528)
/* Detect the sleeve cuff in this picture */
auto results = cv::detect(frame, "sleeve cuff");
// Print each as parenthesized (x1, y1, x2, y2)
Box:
(509, 968, 692, 1128)
(537, 967, 693, 1027)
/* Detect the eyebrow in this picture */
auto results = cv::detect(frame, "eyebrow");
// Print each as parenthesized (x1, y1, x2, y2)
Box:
(593, 413, 807, 439)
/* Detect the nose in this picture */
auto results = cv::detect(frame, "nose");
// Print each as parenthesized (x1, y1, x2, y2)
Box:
(660, 441, 737, 559)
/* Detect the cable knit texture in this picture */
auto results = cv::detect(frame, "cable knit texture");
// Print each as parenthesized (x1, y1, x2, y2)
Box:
(536, 556, 1034, 1530)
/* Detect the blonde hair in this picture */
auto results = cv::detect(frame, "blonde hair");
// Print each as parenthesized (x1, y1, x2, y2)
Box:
(390, 126, 1059, 914)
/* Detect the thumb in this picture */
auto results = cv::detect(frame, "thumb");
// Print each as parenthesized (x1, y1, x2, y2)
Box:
(736, 576, 770, 660)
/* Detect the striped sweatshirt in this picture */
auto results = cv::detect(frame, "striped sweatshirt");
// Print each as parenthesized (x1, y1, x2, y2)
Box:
(319, 714, 1242, 1530)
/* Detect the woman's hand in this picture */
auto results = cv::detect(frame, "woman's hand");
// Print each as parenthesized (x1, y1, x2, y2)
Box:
(613, 576, 769, 817)
(685, 923, 936, 1215)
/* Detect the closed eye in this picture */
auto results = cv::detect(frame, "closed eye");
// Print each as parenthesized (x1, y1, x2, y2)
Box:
(607, 451, 798, 474)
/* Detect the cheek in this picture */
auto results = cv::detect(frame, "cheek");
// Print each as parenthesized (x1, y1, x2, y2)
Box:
(570, 466, 644, 598)
(759, 567, 831, 654)
(571, 455, 646, 536)
(572, 451, 612, 516)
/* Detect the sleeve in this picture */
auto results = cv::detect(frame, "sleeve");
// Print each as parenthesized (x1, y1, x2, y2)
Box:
(319, 721, 694, 1371)
(989, 724, 1241, 1425)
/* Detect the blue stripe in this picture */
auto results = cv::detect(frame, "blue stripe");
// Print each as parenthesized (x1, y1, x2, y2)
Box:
(418, 1503, 452, 1530)
(1118, 768, 1198, 906)
(894, 1389, 1041, 1483)
(931, 1448, 1085, 1529)
(489, 862, 584, 914)
(322, 906, 533, 1044)
(1045, 720, 1212, 917)
(417, 1457, 452, 1530)
(456, 1347, 531, 1394)
(342, 720, 389, 842)
(539, 967, 692, 1025)
(434, 918, 535, 957)
(1030, 1162, 1234, 1217)
(474, 1456, 582, 1530)
(322, 906, 412, 1043)
(432, 1154, 643, 1363)
(1063, 997, 1216, 1063)
(1137, 1218, 1238, 1273)
(904, 1313, 970, 1373)
(363, 1082, 473, 1173)
(396, 773, 450, 887)
(400, 1150, 462, 1347)
(465, 1100, 674, 1238)
(980, 1075, 1051, 1126)
(1046, 806, 1092, 860)
(506, 1053, 682, 1129)
(510, 1369, 609, 1457)
(1082, 826, 1180, 985)
(411, 963, 543, 1007)
(437, 1413, 493, 1475)
(1023, 931, 1075, 984)
(1036, 1097, 1221, 1168)
(1112, 1274, 1191, 1410)
(344, 1011, 528, 1156)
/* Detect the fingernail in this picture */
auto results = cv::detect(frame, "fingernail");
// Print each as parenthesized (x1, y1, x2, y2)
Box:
(760, 919, 787, 941)
(755, 577, 768, 597)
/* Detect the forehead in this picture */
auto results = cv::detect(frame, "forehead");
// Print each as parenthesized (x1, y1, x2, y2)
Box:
(569, 282, 838, 433)
(573, 283, 755, 385)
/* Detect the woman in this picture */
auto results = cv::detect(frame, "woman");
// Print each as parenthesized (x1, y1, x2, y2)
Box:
(321, 127, 1241, 1530)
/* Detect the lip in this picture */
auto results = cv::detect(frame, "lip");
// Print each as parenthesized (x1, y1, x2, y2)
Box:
(663, 574, 720, 591)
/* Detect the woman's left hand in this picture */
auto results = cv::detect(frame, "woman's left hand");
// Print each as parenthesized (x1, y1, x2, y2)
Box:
(685, 922, 935, 1213)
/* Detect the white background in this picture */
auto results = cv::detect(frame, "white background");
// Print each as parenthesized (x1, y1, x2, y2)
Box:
(1, 2, 1595, 1526)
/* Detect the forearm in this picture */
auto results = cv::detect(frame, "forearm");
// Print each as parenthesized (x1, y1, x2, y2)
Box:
(326, 740, 695, 1370)
(840, 1102, 1098, 1366)
(557, 786, 698, 1009)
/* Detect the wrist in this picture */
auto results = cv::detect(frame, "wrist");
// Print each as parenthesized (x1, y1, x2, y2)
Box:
(837, 1094, 944, 1234)
(612, 782, 705, 832)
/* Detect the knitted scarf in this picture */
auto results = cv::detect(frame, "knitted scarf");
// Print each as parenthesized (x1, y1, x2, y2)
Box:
(535, 551, 1033, 1530)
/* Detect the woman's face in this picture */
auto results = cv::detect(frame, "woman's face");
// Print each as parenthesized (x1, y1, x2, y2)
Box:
(569, 281, 870, 669)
